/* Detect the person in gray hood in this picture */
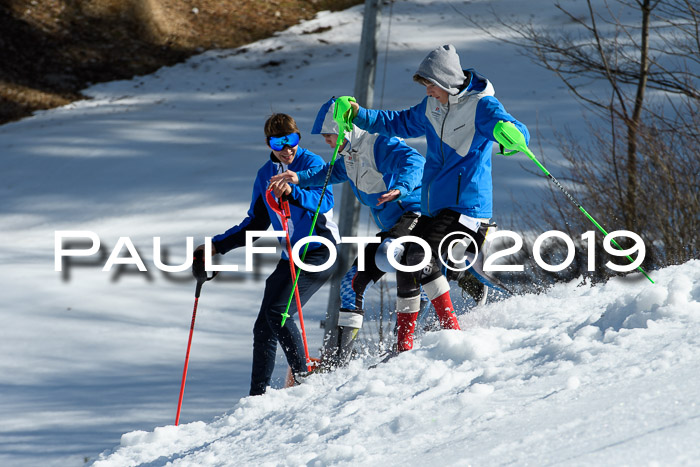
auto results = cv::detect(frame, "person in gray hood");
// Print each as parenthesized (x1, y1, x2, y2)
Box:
(335, 44, 530, 352)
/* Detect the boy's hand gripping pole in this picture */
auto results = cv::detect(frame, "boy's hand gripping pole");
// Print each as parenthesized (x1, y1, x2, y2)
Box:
(493, 121, 653, 284)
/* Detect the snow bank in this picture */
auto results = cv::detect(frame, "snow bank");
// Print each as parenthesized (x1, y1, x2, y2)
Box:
(94, 261, 700, 466)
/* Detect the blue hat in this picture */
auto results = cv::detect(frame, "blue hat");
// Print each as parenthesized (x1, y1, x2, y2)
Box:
(311, 97, 339, 135)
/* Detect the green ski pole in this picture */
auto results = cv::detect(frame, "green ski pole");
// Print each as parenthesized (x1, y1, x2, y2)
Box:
(493, 121, 654, 284)
(279, 100, 354, 326)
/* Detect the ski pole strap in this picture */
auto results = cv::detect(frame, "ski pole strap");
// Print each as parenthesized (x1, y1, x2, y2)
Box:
(194, 273, 217, 298)
(497, 144, 520, 157)
(265, 189, 293, 229)
(265, 188, 283, 216)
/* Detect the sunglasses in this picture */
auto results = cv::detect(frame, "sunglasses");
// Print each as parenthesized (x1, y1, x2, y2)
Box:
(268, 133, 300, 151)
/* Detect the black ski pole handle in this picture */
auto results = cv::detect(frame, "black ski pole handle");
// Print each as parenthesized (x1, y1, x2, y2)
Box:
(193, 249, 218, 298)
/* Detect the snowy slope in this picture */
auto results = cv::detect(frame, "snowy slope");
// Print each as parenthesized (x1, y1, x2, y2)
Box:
(1, 0, 697, 466)
(94, 261, 700, 466)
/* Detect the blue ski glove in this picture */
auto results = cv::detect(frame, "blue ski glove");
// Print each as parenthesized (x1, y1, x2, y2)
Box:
(334, 96, 356, 133)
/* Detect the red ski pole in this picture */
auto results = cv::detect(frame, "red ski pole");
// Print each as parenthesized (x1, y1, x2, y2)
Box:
(265, 189, 313, 371)
(175, 250, 216, 426)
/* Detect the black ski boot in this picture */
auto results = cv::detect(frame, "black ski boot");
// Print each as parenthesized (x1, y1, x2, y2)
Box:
(458, 272, 488, 305)
(335, 325, 359, 366)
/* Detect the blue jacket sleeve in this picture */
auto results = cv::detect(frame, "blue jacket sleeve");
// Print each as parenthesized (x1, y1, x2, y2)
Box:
(286, 148, 335, 214)
(212, 192, 271, 255)
(474, 96, 530, 145)
(287, 177, 335, 214)
(372, 136, 424, 199)
(297, 158, 349, 188)
(354, 99, 428, 139)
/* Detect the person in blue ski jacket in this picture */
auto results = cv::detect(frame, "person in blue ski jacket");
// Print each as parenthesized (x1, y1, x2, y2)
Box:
(336, 44, 530, 352)
(196, 113, 339, 396)
(270, 98, 425, 367)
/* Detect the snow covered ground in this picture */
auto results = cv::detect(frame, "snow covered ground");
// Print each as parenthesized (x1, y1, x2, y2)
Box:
(94, 261, 700, 466)
(1, 0, 698, 466)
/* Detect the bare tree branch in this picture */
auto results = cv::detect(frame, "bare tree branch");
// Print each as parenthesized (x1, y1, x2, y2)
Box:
(464, 0, 700, 270)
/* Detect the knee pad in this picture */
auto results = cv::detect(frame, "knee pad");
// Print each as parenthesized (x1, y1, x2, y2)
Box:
(396, 295, 421, 314)
(374, 237, 405, 273)
(404, 244, 442, 284)
(422, 276, 450, 300)
(337, 309, 364, 329)
(404, 241, 426, 267)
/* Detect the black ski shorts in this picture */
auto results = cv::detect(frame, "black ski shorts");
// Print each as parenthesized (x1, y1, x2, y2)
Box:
(397, 209, 493, 294)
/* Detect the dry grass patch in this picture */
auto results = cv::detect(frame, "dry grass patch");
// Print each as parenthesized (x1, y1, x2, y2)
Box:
(0, 0, 361, 123)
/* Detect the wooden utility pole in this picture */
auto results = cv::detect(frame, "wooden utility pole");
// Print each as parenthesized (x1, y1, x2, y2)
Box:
(322, 0, 382, 355)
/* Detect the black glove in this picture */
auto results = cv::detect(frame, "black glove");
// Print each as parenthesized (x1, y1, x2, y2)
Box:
(192, 249, 207, 282)
(381, 212, 421, 240)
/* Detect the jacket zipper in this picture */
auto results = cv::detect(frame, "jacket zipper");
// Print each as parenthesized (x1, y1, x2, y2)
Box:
(456, 173, 462, 204)
(426, 180, 432, 214)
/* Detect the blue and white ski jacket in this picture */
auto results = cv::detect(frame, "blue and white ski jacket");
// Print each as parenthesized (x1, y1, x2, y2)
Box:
(296, 128, 424, 232)
(353, 70, 529, 218)
(212, 147, 340, 258)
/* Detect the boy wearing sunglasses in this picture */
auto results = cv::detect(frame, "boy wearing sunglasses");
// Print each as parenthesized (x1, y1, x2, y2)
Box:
(270, 98, 426, 368)
(197, 113, 339, 396)
(334, 44, 530, 352)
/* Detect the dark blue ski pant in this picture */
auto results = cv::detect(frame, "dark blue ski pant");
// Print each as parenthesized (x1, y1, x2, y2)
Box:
(249, 246, 334, 396)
